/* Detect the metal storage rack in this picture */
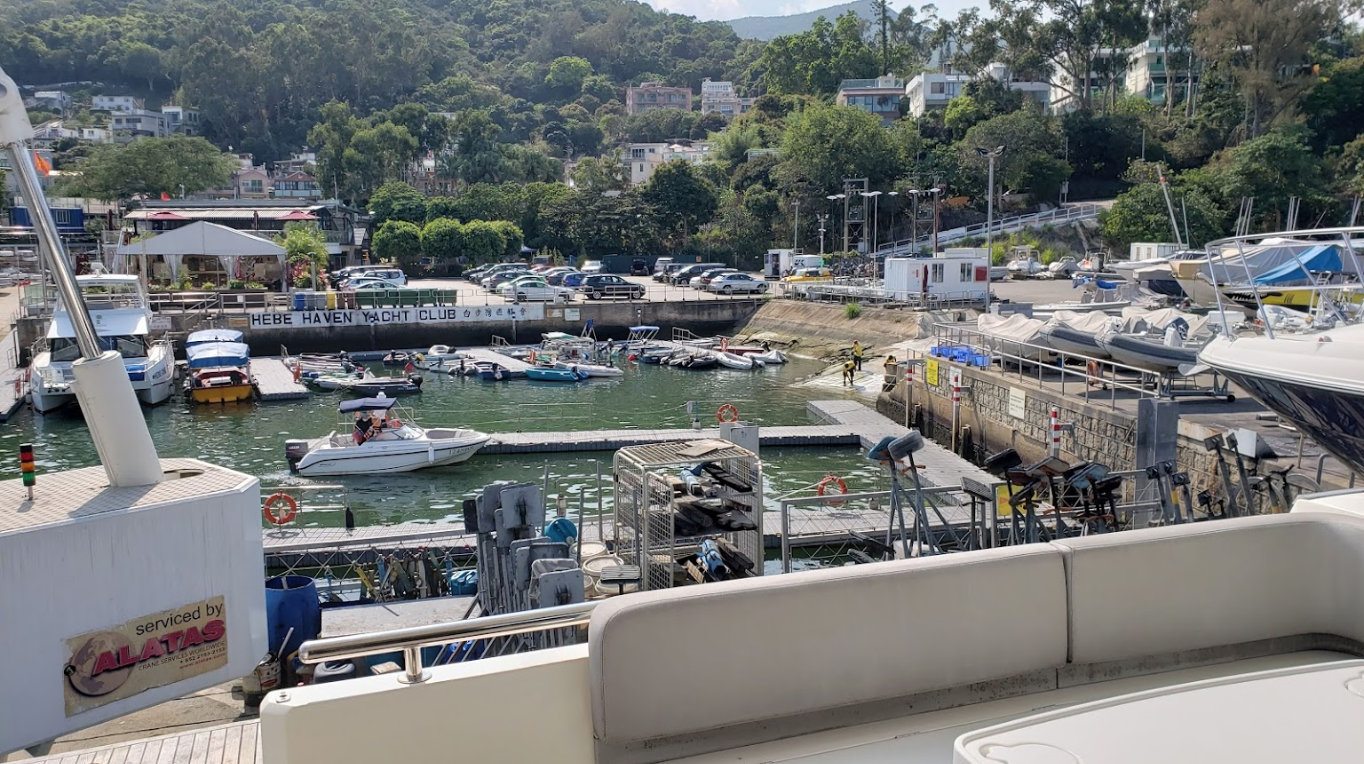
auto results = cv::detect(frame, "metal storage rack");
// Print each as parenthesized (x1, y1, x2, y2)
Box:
(612, 439, 763, 591)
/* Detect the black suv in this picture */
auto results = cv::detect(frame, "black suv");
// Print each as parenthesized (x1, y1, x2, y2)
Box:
(630, 258, 649, 276)
(579, 274, 645, 300)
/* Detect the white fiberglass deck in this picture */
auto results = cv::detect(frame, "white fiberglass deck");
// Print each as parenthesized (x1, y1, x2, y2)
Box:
(670, 652, 1351, 764)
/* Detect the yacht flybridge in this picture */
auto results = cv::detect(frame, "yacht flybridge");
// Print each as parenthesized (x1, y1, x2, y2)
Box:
(29, 274, 175, 412)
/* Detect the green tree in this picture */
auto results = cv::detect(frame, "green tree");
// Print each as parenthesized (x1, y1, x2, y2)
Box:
(421, 218, 464, 263)
(1102, 181, 1225, 252)
(461, 220, 507, 263)
(372, 220, 423, 269)
(1215, 129, 1327, 230)
(570, 153, 629, 193)
(1303, 56, 1364, 150)
(758, 13, 878, 95)
(282, 223, 330, 288)
(62, 136, 237, 201)
(960, 110, 1072, 203)
(344, 122, 419, 197)
(308, 101, 362, 201)
(369, 182, 428, 227)
(777, 103, 902, 195)
(641, 161, 718, 245)
(546, 56, 593, 96)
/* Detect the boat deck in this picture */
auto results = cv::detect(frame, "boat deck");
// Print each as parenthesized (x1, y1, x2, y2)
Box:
(22, 719, 260, 764)
(458, 348, 533, 373)
(250, 359, 309, 401)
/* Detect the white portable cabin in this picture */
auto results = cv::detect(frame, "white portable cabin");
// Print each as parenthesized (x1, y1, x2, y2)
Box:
(1130, 242, 1180, 261)
(883, 255, 989, 302)
(763, 250, 823, 278)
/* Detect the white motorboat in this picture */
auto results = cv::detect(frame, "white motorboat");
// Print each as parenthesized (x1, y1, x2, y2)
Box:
(553, 361, 623, 377)
(714, 350, 763, 369)
(29, 274, 175, 412)
(285, 395, 488, 476)
(1005, 246, 1043, 279)
(1037, 311, 1119, 358)
(976, 312, 1053, 361)
(751, 348, 787, 365)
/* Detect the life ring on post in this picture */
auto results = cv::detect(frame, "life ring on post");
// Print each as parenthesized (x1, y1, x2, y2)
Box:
(263, 492, 298, 525)
(817, 474, 849, 506)
(716, 403, 739, 423)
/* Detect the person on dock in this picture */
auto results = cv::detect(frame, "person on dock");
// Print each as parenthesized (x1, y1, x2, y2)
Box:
(842, 358, 855, 386)
(852, 341, 865, 371)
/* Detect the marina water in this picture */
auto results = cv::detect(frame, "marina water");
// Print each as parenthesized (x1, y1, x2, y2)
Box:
(2, 356, 890, 526)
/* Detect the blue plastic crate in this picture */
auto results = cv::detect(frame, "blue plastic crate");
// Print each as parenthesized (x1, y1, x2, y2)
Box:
(950, 347, 972, 363)
(970, 353, 992, 367)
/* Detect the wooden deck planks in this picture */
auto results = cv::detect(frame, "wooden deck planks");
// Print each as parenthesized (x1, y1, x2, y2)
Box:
(23, 722, 258, 764)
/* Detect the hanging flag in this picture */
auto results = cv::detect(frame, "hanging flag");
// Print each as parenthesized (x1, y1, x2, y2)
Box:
(32, 152, 51, 176)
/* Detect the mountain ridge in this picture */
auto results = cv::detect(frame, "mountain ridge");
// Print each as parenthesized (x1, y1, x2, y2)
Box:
(726, 0, 892, 41)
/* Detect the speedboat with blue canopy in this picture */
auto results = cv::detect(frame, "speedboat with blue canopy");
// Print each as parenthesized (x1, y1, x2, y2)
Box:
(184, 340, 252, 404)
(184, 328, 244, 346)
(284, 394, 489, 476)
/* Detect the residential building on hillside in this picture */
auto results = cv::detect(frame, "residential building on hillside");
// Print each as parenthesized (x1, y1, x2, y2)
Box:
(124, 200, 364, 259)
(625, 82, 692, 116)
(160, 105, 200, 135)
(980, 63, 1052, 112)
(904, 72, 972, 117)
(272, 172, 320, 200)
(1049, 48, 1125, 113)
(234, 167, 271, 199)
(92, 95, 144, 113)
(111, 109, 168, 140)
(80, 127, 112, 144)
(1125, 37, 1200, 106)
(699, 79, 754, 118)
(33, 90, 71, 113)
(276, 152, 317, 175)
(836, 75, 906, 124)
(625, 141, 710, 185)
(31, 120, 78, 146)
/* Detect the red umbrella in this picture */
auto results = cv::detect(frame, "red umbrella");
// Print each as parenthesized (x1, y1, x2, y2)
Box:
(279, 209, 318, 221)
(146, 211, 188, 220)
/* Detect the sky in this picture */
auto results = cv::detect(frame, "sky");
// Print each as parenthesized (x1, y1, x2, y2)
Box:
(642, 0, 979, 22)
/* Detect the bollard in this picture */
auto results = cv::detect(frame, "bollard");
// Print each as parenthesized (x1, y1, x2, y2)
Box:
(1049, 407, 1061, 457)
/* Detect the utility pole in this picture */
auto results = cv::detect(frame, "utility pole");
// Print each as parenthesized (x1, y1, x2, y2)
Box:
(908, 189, 919, 253)
(792, 198, 800, 250)
(826, 193, 846, 253)
(976, 146, 1004, 263)
(817, 213, 828, 254)
(861, 191, 882, 256)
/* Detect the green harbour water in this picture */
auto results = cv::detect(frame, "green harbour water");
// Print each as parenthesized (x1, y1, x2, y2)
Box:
(3, 355, 894, 527)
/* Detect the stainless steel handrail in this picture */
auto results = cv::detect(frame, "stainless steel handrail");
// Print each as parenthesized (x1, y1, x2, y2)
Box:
(297, 601, 599, 684)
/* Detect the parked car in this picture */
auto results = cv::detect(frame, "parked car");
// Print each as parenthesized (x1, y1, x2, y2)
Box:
(496, 275, 576, 303)
(708, 273, 769, 294)
(470, 263, 522, 283)
(580, 260, 604, 274)
(656, 263, 685, 283)
(482, 269, 531, 290)
(331, 264, 390, 281)
(346, 278, 412, 291)
(544, 268, 579, 286)
(670, 263, 724, 286)
(652, 257, 675, 281)
(690, 268, 736, 289)
(561, 271, 588, 288)
(578, 274, 645, 300)
(782, 267, 835, 283)
(629, 258, 649, 276)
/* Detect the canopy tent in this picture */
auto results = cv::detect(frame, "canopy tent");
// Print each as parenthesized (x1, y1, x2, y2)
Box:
(1252, 245, 1343, 285)
(114, 221, 287, 285)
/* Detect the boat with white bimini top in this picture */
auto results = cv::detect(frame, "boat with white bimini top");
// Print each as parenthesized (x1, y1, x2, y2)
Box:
(28, 274, 175, 412)
(284, 395, 488, 476)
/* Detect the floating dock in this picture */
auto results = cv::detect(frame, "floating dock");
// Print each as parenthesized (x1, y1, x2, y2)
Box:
(483, 424, 860, 453)
(251, 358, 310, 401)
(457, 348, 533, 374)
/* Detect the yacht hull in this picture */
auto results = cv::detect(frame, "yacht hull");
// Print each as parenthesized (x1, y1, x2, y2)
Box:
(293, 431, 490, 476)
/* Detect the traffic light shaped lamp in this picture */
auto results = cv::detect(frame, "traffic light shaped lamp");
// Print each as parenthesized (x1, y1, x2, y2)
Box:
(20, 443, 35, 493)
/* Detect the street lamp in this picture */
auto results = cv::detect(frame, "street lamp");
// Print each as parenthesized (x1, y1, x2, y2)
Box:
(886, 191, 899, 251)
(905, 189, 919, 254)
(860, 190, 882, 255)
(925, 188, 942, 255)
(975, 146, 1005, 259)
(826, 194, 846, 252)
(816, 213, 829, 254)
(792, 198, 800, 250)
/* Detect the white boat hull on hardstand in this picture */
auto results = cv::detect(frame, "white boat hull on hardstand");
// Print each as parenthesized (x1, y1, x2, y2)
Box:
(291, 427, 490, 476)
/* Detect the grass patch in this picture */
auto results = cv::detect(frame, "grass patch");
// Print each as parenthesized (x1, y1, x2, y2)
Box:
(844, 302, 862, 319)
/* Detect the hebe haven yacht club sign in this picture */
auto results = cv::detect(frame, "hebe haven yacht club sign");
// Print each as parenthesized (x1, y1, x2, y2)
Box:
(249, 303, 546, 329)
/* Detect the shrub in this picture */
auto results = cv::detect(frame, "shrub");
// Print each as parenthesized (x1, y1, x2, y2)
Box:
(844, 302, 862, 319)
(227, 279, 245, 290)
(200, 281, 216, 290)
(245, 281, 266, 290)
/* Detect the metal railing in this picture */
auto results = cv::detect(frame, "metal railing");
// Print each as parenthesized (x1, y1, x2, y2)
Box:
(297, 601, 598, 684)
(930, 323, 1162, 407)
(877, 204, 1103, 256)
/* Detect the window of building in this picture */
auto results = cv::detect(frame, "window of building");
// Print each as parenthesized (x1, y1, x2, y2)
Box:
(931, 263, 944, 283)
(930, 82, 945, 94)
(960, 263, 971, 282)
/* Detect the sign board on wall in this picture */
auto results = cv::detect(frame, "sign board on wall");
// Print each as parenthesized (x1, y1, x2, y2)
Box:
(925, 359, 939, 387)
(248, 304, 545, 330)
(63, 596, 227, 716)
(1009, 388, 1026, 420)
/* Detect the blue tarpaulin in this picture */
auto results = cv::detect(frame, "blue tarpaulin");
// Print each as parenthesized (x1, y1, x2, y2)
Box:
(1252, 245, 1341, 285)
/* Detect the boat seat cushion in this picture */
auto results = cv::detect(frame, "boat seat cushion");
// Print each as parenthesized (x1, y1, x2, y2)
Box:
(588, 544, 1067, 748)
(1057, 514, 1364, 666)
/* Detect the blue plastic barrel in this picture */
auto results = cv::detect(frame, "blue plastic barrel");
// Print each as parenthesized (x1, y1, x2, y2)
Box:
(264, 575, 320, 657)
(292, 292, 308, 311)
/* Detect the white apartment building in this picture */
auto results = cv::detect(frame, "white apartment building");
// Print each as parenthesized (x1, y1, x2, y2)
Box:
(92, 95, 144, 113)
(80, 127, 112, 144)
(904, 72, 972, 117)
(161, 105, 201, 135)
(699, 79, 754, 118)
(1124, 37, 1199, 106)
(33, 91, 71, 112)
(625, 141, 710, 185)
(111, 109, 168, 139)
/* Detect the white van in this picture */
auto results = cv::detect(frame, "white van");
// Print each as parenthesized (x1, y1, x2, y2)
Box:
(342, 268, 406, 287)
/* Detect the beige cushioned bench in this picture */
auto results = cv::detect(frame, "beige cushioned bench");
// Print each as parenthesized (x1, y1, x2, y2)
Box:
(589, 544, 1068, 762)
(588, 512, 1364, 763)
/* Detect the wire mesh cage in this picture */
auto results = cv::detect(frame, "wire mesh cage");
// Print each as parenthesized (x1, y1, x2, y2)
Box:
(613, 439, 763, 590)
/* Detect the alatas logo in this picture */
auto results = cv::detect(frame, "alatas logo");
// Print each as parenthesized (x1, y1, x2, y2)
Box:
(64, 619, 226, 697)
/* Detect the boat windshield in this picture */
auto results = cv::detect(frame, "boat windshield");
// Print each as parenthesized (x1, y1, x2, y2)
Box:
(49, 334, 149, 362)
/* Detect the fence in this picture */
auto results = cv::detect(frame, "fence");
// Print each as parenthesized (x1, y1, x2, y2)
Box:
(876, 203, 1104, 256)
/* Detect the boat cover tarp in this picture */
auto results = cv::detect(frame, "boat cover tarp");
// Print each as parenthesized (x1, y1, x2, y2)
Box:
(978, 313, 1048, 344)
(1251, 245, 1341, 285)
(1120, 307, 1208, 335)
(186, 329, 244, 346)
(1045, 310, 1122, 334)
(186, 341, 250, 369)
(339, 397, 398, 412)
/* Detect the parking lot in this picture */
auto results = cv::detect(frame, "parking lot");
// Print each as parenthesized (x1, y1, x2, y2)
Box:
(406, 273, 778, 306)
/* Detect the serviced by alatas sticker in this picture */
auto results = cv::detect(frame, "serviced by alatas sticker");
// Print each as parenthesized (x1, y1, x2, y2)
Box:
(63, 597, 227, 716)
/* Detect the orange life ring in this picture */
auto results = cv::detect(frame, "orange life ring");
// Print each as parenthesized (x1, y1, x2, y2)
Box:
(263, 492, 298, 525)
(716, 403, 739, 422)
(817, 474, 849, 506)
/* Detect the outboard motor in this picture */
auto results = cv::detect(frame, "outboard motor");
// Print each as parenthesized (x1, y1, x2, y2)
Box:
(1163, 317, 1189, 347)
(284, 439, 310, 470)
